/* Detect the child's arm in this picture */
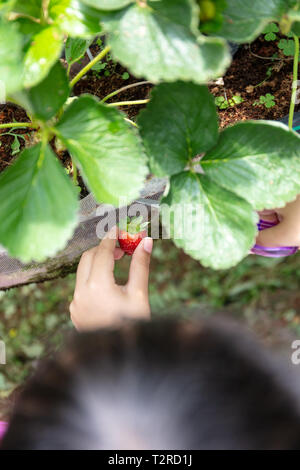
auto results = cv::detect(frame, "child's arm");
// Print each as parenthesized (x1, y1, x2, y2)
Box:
(256, 195, 300, 247)
(69, 227, 153, 332)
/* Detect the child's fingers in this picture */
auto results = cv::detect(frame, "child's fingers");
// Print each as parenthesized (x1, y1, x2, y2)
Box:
(127, 237, 153, 296)
(114, 247, 125, 260)
(89, 227, 118, 284)
(75, 247, 97, 289)
(75, 244, 122, 290)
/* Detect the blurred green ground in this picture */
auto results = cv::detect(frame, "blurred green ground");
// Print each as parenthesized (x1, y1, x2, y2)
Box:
(1, 240, 300, 416)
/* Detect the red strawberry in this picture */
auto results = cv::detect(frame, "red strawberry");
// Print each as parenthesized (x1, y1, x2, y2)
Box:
(118, 216, 149, 255)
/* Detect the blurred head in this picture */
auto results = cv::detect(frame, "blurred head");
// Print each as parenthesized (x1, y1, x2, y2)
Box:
(2, 317, 300, 450)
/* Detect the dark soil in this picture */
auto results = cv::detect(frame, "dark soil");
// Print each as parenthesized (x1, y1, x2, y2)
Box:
(210, 36, 299, 127)
(0, 105, 31, 173)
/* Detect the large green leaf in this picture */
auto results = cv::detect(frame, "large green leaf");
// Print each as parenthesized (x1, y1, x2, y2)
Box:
(0, 144, 79, 262)
(55, 95, 148, 206)
(24, 26, 63, 87)
(161, 171, 257, 269)
(27, 61, 69, 121)
(138, 82, 218, 177)
(0, 0, 16, 14)
(15, 17, 44, 38)
(65, 37, 91, 66)
(102, 0, 230, 84)
(0, 20, 24, 94)
(50, 0, 103, 37)
(218, 0, 289, 43)
(288, 7, 300, 23)
(81, 0, 133, 10)
(202, 121, 300, 210)
(10, 0, 42, 18)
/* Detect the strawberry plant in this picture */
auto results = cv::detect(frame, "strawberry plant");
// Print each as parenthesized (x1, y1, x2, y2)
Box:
(0, 0, 299, 270)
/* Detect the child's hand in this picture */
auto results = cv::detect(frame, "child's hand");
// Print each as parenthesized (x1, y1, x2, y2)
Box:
(70, 227, 153, 331)
(256, 195, 300, 247)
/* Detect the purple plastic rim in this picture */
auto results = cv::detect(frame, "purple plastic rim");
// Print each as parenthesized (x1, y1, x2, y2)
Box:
(251, 219, 299, 258)
(251, 244, 298, 257)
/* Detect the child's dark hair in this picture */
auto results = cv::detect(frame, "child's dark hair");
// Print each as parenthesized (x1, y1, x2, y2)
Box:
(2, 317, 300, 450)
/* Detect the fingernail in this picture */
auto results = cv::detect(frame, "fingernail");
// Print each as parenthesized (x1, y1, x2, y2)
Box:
(143, 237, 153, 254)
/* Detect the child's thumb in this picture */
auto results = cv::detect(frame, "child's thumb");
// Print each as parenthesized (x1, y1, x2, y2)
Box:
(127, 238, 153, 295)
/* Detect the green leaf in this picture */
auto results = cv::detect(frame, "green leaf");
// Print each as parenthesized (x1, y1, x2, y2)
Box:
(231, 95, 243, 104)
(65, 37, 91, 65)
(24, 26, 63, 87)
(161, 171, 257, 269)
(202, 121, 300, 210)
(27, 61, 70, 121)
(14, 17, 44, 38)
(81, 0, 133, 10)
(91, 61, 107, 72)
(0, 20, 24, 94)
(55, 95, 148, 206)
(11, 136, 21, 156)
(263, 22, 280, 33)
(0, 143, 79, 262)
(50, 0, 103, 37)
(278, 38, 295, 55)
(138, 82, 218, 177)
(263, 22, 279, 41)
(259, 93, 275, 108)
(103, 0, 230, 84)
(265, 32, 277, 40)
(0, 0, 16, 14)
(218, 0, 288, 43)
(288, 8, 300, 22)
(10, 0, 42, 18)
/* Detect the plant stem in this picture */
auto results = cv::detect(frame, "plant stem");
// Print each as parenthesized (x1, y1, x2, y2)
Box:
(72, 160, 78, 185)
(41, 0, 50, 24)
(8, 12, 41, 24)
(0, 122, 36, 130)
(288, 34, 299, 130)
(106, 99, 149, 107)
(67, 63, 71, 78)
(124, 117, 138, 128)
(101, 81, 151, 103)
(70, 45, 111, 89)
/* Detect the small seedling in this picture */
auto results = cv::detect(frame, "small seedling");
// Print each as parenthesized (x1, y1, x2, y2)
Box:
(265, 66, 273, 79)
(262, 23, 279, 41)
(278, 38, 296, 56)
(254, 66, 273, 88)
(215, 95, 244, 109)
(0, 127, 30, 156)
(91, 61, 107, 73)
(122, 72, 130, 80)
(253, 93, 276, 108)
